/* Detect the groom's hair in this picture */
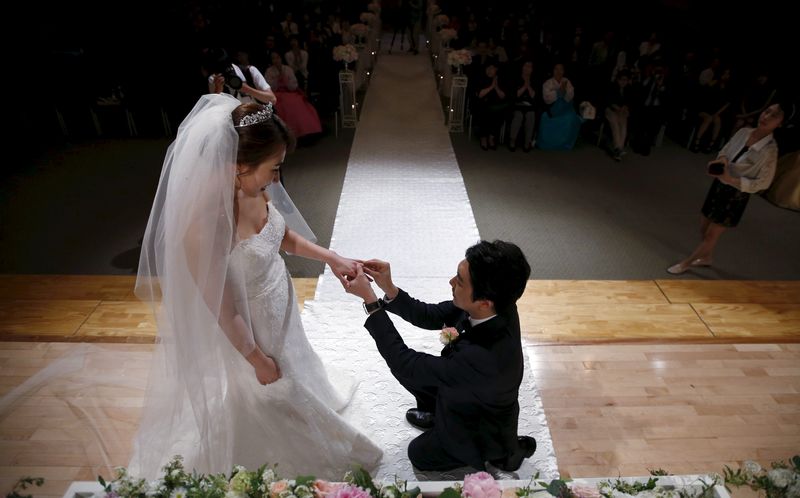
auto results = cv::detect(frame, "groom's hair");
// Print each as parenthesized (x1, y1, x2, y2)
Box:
(465, 240, 530, 312)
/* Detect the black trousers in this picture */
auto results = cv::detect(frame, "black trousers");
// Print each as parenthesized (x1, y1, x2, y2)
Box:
(394, 371, 470, 470)
(394, 369, 437, 411)
(408, 429, 469, 471)
(632, 106, 665, 155)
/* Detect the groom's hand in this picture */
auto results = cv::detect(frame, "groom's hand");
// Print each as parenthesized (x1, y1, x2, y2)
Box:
(342, 264, 378, 303)
(363, 259, 399, 300)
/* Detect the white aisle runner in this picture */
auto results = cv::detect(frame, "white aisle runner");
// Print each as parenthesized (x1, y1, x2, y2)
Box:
(301, 54, 558, 481)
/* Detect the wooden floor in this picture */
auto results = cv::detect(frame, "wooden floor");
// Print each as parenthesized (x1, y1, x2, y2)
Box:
(0, 276, 320, 343)
(0, 275, 798, 496)
(529, 343, 800, 478)
(1, 276, 798, 344)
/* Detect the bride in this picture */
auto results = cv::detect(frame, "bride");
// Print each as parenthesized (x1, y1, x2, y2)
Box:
(131, 93, 382, 478)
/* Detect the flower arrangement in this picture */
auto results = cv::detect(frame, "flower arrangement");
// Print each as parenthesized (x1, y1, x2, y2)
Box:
(448, 49, 472, 67)
(595, 475, 719, 498)
(360, 12, 377, 24)
(9, 455, 800, 498)
(351, 23, 370, 38)
(333, 44, 359, 65)
(440, 327, 460, 345)
(91, 458, 426, 498)
(5, 477, 44, 498)
(434, 14, 449, 28)
(439, 28, 458, 43)
(723, 456, 800, 498)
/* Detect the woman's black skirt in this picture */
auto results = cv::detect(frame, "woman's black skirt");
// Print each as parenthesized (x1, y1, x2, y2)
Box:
(701, 178, 750, 227)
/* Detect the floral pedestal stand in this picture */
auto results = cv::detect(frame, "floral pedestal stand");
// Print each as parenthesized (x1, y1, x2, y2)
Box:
(339, 67, 358, 129)
(448, 70, 468, 133)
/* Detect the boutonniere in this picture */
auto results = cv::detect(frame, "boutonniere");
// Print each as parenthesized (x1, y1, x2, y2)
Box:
(439, 327, 460, 345)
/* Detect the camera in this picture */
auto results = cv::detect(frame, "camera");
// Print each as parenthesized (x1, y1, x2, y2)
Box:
(220, 66, 243, 90)
(204, 48, 243, 90)
(707, 160, 724, 176)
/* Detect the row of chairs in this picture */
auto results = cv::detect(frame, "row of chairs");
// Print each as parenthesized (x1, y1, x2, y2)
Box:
(464, 108, 667, 150)
(54, 103, 173, 138)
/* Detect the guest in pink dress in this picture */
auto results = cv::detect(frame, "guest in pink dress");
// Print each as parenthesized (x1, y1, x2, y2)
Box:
(265, 52, 322, 138)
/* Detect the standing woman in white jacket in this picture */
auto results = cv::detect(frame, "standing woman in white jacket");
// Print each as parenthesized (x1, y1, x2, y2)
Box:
(668, 103, 786, 274)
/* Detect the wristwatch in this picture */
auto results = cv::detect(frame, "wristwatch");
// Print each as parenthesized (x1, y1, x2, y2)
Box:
(363, 298, 385, 315)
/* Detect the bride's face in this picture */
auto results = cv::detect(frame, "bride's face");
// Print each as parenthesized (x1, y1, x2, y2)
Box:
(237, 147, 286, 197)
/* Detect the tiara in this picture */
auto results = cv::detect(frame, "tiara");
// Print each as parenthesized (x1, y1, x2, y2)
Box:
(236, 103, 273, 127)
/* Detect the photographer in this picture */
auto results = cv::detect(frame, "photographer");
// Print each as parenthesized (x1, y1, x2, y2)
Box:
(204, 48, 276, 105)
(667, 103, 785, 274)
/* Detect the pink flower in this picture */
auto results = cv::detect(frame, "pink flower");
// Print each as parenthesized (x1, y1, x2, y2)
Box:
(440, 327, 460, 345)
(501, 489, 518, 498)
(463, 472, 502, 498)
(329, 485, 373, 498)
(313, 480, 343, 498)
(568, 485, 602, 498)
(270, 480, 290, 498)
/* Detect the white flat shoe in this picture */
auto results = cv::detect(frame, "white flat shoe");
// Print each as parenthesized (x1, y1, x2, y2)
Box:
(689, 258, 712, 267)
(667, 263, 688, 275)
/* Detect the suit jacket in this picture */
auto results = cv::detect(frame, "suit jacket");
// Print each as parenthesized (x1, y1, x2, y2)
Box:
(364, 289, 523, 470)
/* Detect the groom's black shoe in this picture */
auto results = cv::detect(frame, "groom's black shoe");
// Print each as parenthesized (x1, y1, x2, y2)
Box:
(490, 436, 536, 471)
(405, 408, 435, 430)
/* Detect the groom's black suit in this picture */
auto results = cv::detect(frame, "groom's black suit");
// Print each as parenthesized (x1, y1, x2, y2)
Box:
(364, 289, 524, 471)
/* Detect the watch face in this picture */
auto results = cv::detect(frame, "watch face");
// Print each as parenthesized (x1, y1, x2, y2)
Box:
(364, 299, 383, 314)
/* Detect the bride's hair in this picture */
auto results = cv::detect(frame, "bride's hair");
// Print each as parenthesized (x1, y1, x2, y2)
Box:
(232, 103, 295, 170)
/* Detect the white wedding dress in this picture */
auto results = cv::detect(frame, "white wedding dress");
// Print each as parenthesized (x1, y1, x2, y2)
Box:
(129, 201, 382, 479)
(127, 94, 381, 480)
(222, 202, 383, 477)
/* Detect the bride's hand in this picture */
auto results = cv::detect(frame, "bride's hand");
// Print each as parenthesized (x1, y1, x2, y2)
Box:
(328, 252, 360, 284)
(253, 355, 281, 385)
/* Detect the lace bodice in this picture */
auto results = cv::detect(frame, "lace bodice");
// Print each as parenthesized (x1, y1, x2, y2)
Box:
(231, 202, 287, 299)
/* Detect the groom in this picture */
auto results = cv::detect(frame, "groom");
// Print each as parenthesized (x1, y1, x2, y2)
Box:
(343, 240, 536, 473)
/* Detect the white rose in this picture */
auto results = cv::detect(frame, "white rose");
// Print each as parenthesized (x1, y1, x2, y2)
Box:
(743, 461, 762, 474)
(768, 469, 793, 488)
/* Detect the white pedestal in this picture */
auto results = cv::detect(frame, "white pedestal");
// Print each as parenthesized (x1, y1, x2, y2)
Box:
(447, 75, 468, 133)
(339, 70, 358, 128)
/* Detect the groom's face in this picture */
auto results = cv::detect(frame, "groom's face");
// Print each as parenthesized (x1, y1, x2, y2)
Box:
(450, 259, 475, 311)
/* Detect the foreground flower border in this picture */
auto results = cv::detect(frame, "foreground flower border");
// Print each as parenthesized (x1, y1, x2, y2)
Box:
(6, 455, 799, 498)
